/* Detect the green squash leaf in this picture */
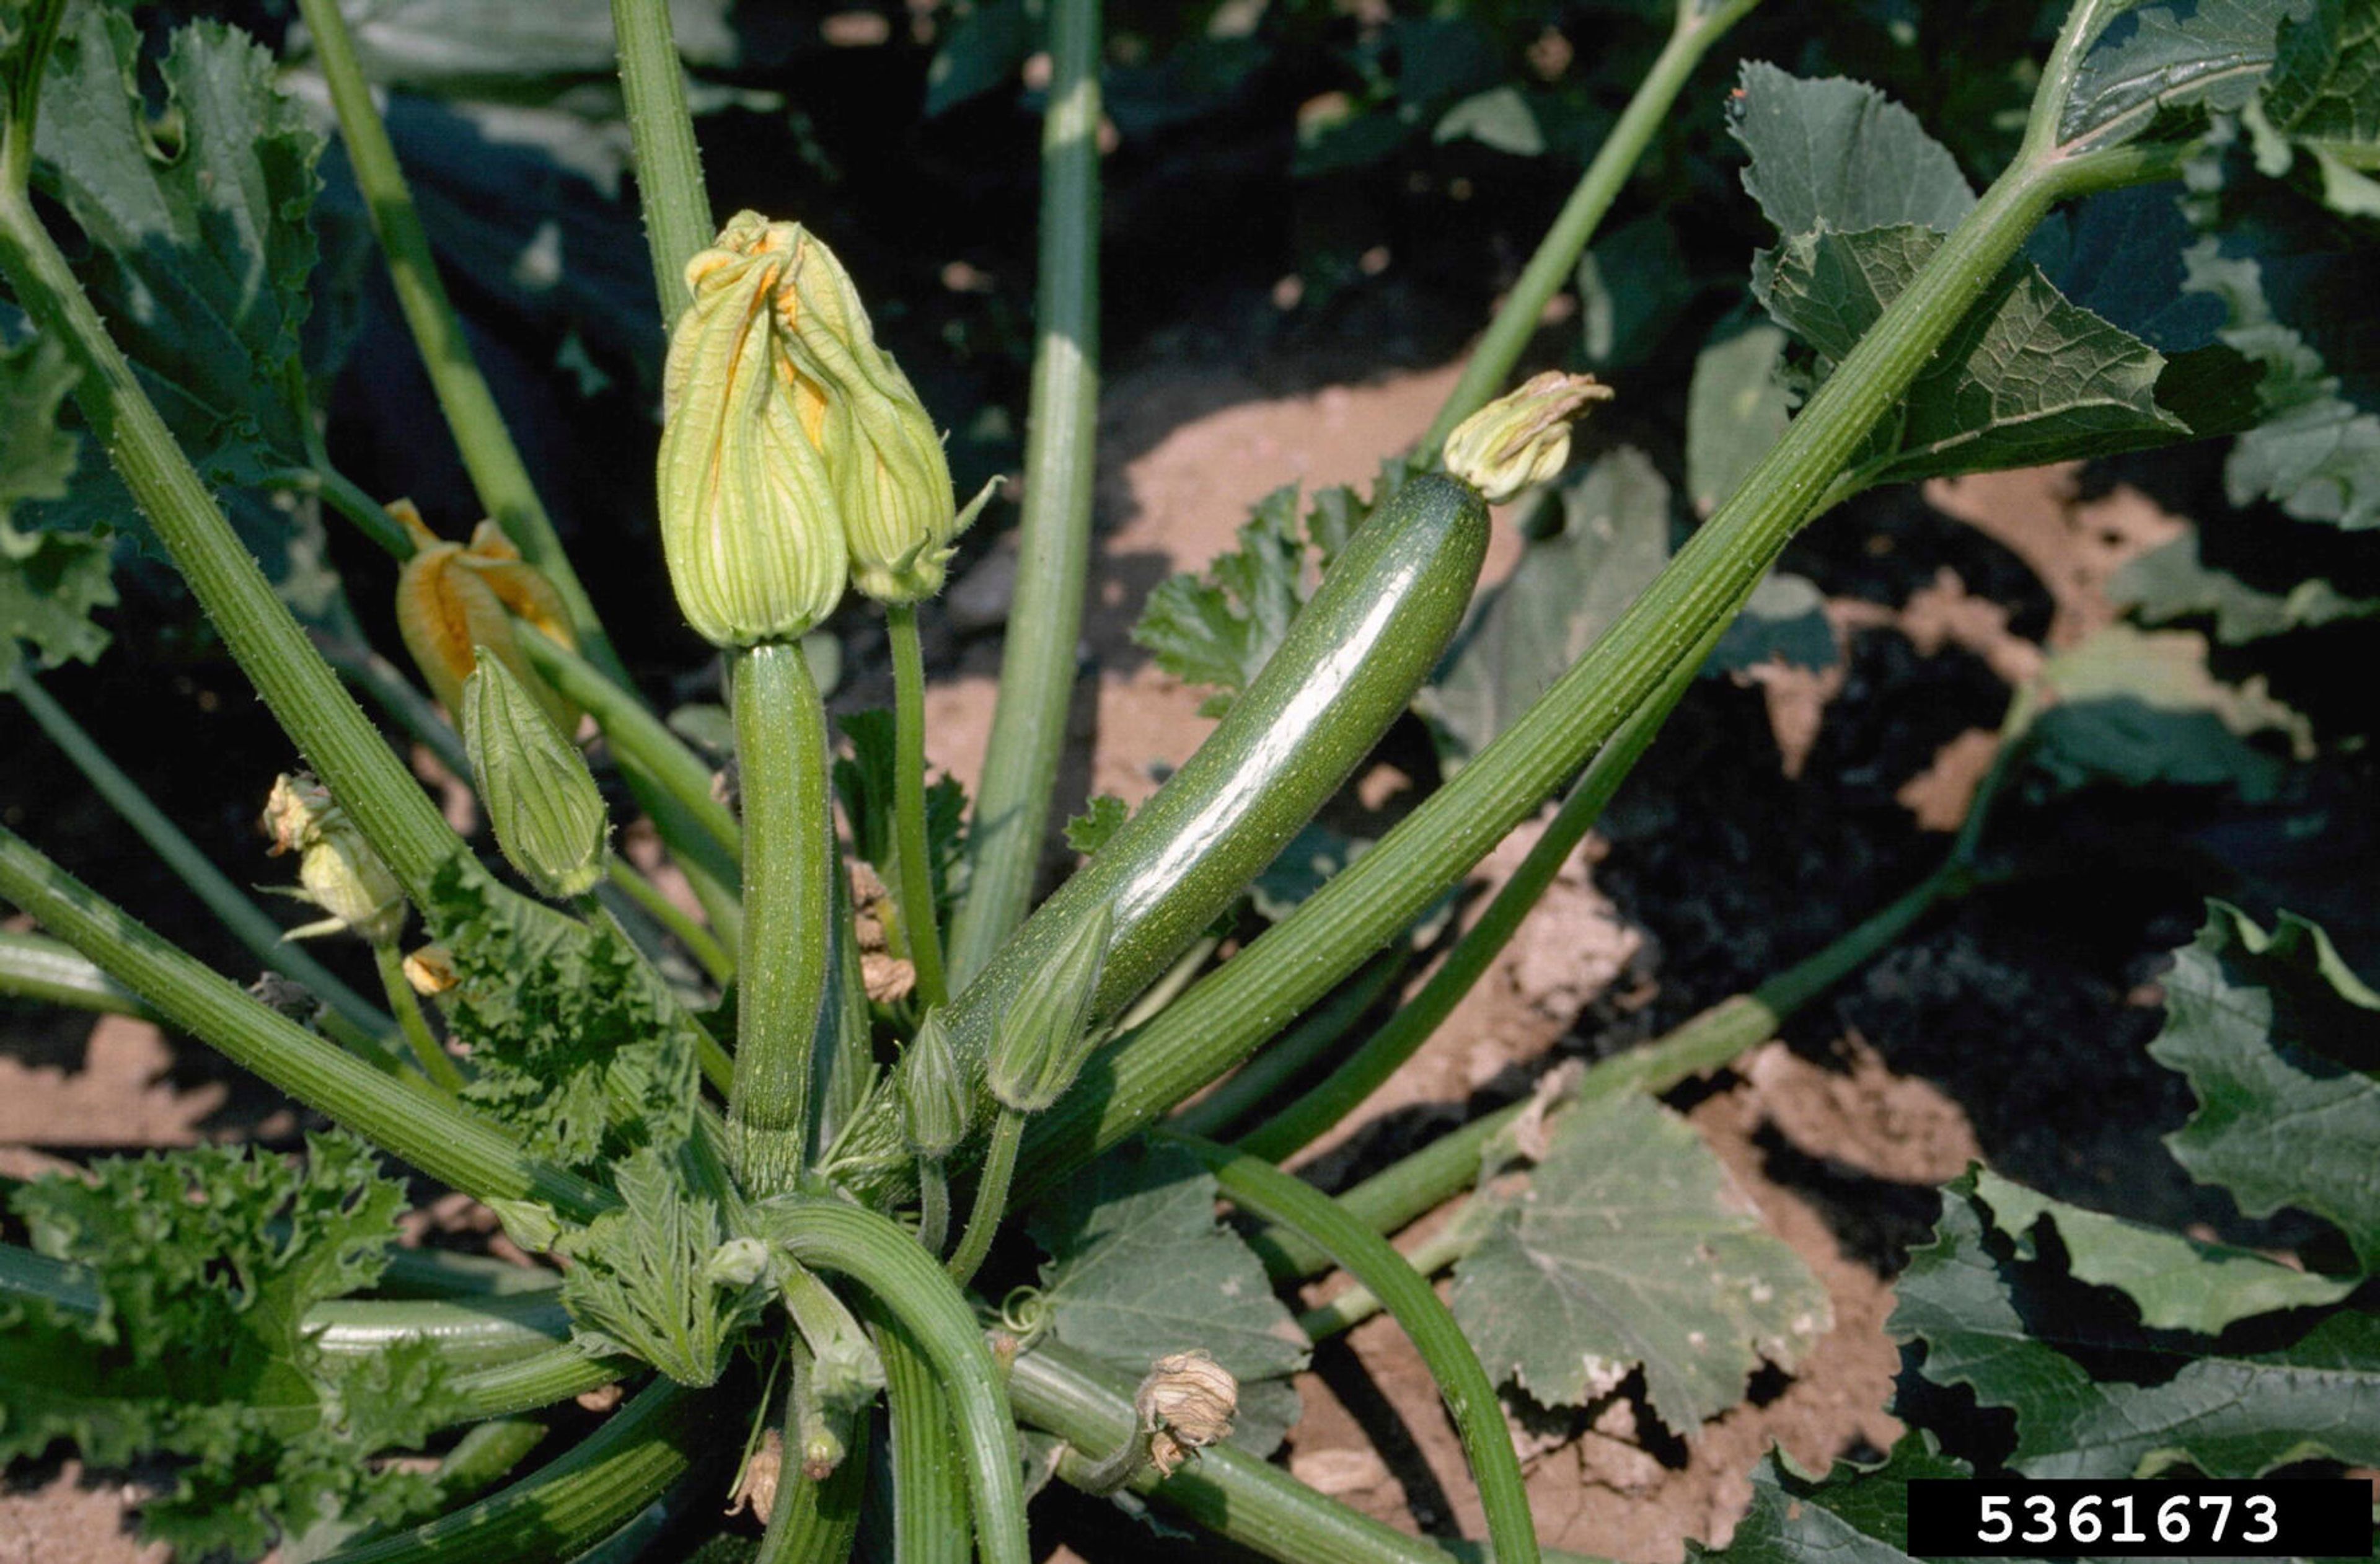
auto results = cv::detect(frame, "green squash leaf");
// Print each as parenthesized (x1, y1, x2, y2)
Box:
(1973, 1167, 2358, 1333)
(2060, 0, 2293, 147)
(1685, 319, 1795, 518)
(1690, 1436, 1973, 1564)
(1730, 61, 1977, 241)
(2025, 625, 2305, 800)
(1895, 1169, 2380, 1478)
(0, 1137, 451, 1560)
(2150, 901, 2380, 1270)
(557, 1146, 757, 1387)
(0, 330, 112, 689)
(1448, 1090, 1830, 1432)
(2112, 527, 2380, 641)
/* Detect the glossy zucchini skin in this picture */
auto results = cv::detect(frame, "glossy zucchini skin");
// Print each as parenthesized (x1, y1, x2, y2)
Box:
(841, 471, 1489, 1186)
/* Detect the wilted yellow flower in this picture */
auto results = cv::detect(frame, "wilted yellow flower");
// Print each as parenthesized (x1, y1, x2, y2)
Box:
(1137, 1349, 1238, 1477)
(401, 944, 459, 996)
(263, 773, 407, 947)
(390, 500, 581, 733)
(658, 212, 849, 647)
(1442, 370, 1614, 503)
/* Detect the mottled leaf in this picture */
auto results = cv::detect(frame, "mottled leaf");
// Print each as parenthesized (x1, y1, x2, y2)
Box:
(2112, 528, 2380, 640)
(1449, 1091, 1830, 1431)
(2061, 0, 2292, 146)
(1691, 1436, 1972, 1564)
(2027, 625, 2304, 800)
(0, 331, 112, 688)
(2150, 902, 2380, 1270)
(0, 1137, 449, 1560)
(2248, 0, 2380, 214)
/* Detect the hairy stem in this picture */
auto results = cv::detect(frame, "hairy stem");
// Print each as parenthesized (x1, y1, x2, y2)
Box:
(945, 1106, 1024, 1288)
(0, 930, 153, 1017)
(0, 826, 611, 1223)
(1421, 0, 1766, 453)
(875, 1309, 971, 1564)
(887, 603, 949, 1008)
(609, 0, 712, 324)
(945, 0, 1101, 983)
(0, 187, 464, 901)
(1167, 946, 1404, 1141)
(729, 643, 835, 1195)
(291, 0, 614, 666)
(1235, 644, 1704, 1163)
(762, 1199, 1032, 1564)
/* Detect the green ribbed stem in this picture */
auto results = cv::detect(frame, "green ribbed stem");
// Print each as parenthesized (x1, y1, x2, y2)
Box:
(946, 0, 1101, 982)
(1236, 640, 1705, 1163)
(1161, 1133, 1539, 1564)
(729, 643, 835, 1195)
(0, 186, 465, 904)
(1168, 945, 1404, 1141)
(291, 0, 614, 669)
(875, 1309, 971, 1564)
(0, 826, 610, 1224)
(317, 1381, 718, 1564)
(756, 1366, 870, 1564)
(1253, 860, 1975, 1284)
(0, 930, 154, 1017)
(759, 1198, 1030, 1564)
(14, 675, 397, 1044)
(609, 0, 712, 324)
(602, 855, 734, 987)
(943, 1106, 1023, 1288)
(886, 602, 948, 1010)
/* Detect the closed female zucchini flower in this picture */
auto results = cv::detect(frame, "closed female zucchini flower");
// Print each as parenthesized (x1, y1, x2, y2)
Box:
(658, 211, 850, 648)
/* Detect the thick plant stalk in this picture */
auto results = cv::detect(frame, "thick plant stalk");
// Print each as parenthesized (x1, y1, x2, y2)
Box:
(14, 676, 396, 1042)
(291, 0, 614, 665)
(756, 1384, 870, 1564)
(875, 1312, 971, 1564)
(0, 825, 612, 1224)
(1422, 0, 1768, 453)
(729, 643, 835, 1195)
(318, 1382, 718, 1564)
(1235, 644, 1705, 1162)
(609, 0, 712, 324)
(0, 188, 465, 901)
(945, 0, 1102, 984)
(762, 1198, 1032, 1564)
(1167, 946, 1405, 1140)
(1015, 131, 2159, 1200)
(1163, 1134, 1540, 1564)
(888, 601, 949, 1007)
(0, 930, 153, 1017)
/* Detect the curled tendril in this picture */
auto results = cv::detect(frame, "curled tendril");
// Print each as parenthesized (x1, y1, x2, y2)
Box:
(998, 1284, 1052, 1346)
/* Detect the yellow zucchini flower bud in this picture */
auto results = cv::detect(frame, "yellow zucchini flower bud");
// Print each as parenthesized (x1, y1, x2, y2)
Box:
(658, 211, 848, 648)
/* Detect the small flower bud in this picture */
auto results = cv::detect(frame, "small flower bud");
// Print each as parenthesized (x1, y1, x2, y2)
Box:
(390, 500, 581, 733)
(901, 1010, 971, 1158)
(401, 944, 459, 996)
(1442, 371, 1614, 503)
(658, 211, 849, 647)
(727, 1427, 783, 1521)
(1137, 1349, 1238, 1477)
(985, 905, 1113, 1115)
(461, 653, 611, 900)
(703, 1236, 774, 1289)
(262, 774, 408, 947)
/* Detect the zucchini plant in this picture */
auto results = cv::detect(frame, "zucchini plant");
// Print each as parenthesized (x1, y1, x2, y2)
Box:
(0, 0, 2373, 1560)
